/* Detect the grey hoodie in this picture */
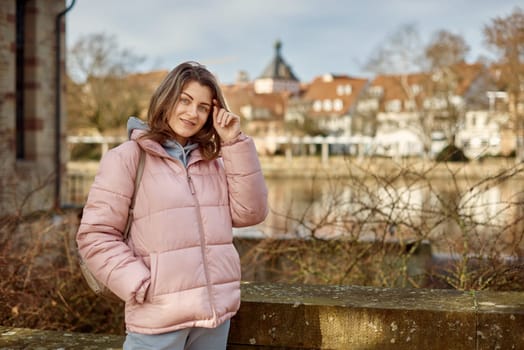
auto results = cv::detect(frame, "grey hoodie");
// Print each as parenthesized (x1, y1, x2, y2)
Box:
(126, 116, 198, 167)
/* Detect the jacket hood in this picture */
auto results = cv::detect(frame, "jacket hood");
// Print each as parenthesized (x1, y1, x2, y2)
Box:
(127, 116, 149, 140)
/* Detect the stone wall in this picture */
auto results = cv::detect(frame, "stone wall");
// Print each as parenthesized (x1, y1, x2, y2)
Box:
(229, 283, 524, 349)
(0, 0, 67, 215)
(1, 282, 523, 349)
(0, 0, 17, 214)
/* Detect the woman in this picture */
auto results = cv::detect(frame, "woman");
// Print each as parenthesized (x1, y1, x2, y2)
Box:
(77, 61, 268, 349)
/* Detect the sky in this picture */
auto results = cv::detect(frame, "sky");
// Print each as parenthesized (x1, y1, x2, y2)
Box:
(66, 0, 522, 84)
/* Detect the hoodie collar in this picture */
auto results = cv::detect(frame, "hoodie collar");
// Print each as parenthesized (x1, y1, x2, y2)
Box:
(162, 139, 199, 167)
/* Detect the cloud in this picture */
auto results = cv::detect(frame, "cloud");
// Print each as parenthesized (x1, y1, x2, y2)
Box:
(67, 0, 523, 83)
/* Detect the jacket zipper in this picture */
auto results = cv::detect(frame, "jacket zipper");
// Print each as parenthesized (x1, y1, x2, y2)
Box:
(187, 174, 217, 321)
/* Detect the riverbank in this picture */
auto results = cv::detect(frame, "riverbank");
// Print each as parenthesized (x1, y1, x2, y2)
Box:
(258, 155, 524, 180)
(68, 156, 524, 179)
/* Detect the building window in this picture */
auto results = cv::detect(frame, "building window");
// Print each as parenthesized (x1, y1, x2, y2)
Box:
(423, 97, 446, 110)
(337, 84, 352, 96)
(357, 99, 379, 112)
(385, 99, 401, 112)
(411, 84, 421, 95)
(369, 86, 383, 97)
(16, 0, 26, 159)
(323, 99, 332, 111)
(313, 100, 322, 112)
(333, 99, 343, 111)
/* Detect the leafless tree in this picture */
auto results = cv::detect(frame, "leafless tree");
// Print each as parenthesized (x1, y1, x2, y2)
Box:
(66, 33, 149, 134)
(240, 160, 524, 291)
(365, 23, 426, 75)
(483, 6, 524, 162)
(425, 30, 470, 69)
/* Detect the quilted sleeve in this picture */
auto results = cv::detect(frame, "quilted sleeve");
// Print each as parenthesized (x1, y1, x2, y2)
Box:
(220, 134, 269, 227)
(76, 142, 150, 303)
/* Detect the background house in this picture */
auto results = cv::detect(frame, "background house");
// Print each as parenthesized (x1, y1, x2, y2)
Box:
(64, 38, 517, 162)
(221, 42, 515, 159)
(223, 83, 288, 154)
(300, 74, 368, 137)
(354, 62, 512, 159)
(223, 41, 300, 154)
(456, 65, 514, 158)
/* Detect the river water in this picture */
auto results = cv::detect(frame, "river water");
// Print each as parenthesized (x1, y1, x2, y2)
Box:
(67, 160, 524, 257)
(236, 175, 524, 257)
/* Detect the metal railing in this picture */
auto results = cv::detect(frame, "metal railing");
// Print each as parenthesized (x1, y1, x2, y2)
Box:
(62, 172, 94, 208)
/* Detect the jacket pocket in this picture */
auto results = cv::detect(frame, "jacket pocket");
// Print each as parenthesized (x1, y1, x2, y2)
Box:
(149, 248, 208, 297)
(148, 252, 159, 299)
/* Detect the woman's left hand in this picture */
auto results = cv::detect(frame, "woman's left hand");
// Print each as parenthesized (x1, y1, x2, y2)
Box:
(212, 99, 241, 143)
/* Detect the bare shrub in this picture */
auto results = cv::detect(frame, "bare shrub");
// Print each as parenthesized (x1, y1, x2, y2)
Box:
(2, 157, 523, 333)
(241, 158, 524, 291)
(0, 209, 125, 334)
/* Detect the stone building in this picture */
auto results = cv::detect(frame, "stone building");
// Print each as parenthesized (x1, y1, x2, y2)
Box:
(254, 40, 300, 95)
(0, 0, 73, 215)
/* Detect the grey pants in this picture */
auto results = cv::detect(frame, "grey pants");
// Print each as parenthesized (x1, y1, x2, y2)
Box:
(123, 320, 230, 350)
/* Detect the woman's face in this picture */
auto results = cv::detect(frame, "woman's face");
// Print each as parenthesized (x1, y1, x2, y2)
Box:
(168, 80, 213, 145)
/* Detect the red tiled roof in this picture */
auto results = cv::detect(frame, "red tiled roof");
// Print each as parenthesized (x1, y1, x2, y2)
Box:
(370, 73, 429, 101)
(302, 74, 369, 116)
(222, 84, 287, 119)
(370, 62, 486, 103)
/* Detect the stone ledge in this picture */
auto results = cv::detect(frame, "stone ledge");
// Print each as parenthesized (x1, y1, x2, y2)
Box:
(1, 282, 523, 349)
(228, 282, 524, 350)
(0, 327, 123, 349)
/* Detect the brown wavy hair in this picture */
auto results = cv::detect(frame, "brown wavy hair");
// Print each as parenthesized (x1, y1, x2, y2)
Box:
(143, 61, 229, 160)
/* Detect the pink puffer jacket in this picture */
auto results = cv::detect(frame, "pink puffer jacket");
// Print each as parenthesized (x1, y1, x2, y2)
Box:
(76, 131, 268, 334)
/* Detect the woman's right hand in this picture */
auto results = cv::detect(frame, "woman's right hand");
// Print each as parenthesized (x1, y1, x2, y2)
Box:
(212, 99, 241, 143)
